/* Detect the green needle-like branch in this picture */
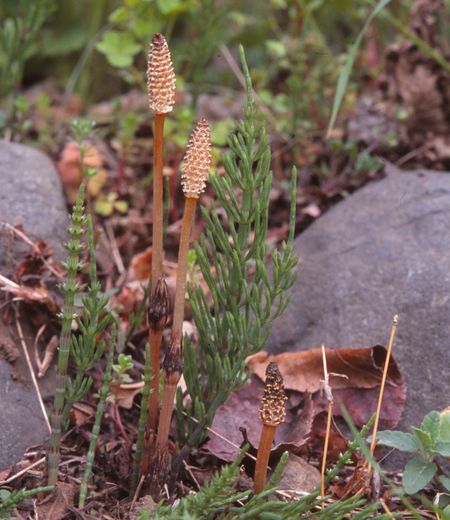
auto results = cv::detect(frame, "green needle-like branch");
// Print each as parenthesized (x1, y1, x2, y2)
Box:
(78, 323, 116, 508)
(48, 183, 87, 486)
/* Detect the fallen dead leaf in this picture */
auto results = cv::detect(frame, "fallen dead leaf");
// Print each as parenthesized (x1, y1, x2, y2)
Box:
(36, 481, 75, 519)
(247, 346, 403, 393)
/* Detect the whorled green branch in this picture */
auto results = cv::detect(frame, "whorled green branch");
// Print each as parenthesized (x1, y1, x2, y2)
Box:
(48, 183, 88, 486)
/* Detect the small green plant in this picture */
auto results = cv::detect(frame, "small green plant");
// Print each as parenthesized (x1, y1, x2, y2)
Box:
(377, 410, 450, 495)
(48, 184, 88, 486)
(0, 0, 56, 131)
(63, 215, 112, 429)
(108, 353, 134, 441)
(0, 486, 53, 519)
(69, 119, 100, 212)
(78, 323, 116, 508)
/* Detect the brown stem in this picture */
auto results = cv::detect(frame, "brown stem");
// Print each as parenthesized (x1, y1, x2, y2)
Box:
(151, 112, 166, 295)
(156, 330, 182, 454)
(142, 276, 169, 474)
(172, 197, 197, 336)
(147, 112, 166, 433)
(147, 329, 162, 432)
(254, 424, 276, 495)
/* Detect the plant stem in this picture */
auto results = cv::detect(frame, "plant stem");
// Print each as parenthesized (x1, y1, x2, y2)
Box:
(172, 197, 197, 335)
(254, 362, 287, 495)
(78, 323, 116, 508)
(156, 330, 183, 455)
(48, 184, 87, 486)
(148, 112, 166, 433)
(151, 113, 166, 296)
(369, 315, 398, 458)
(254, 424, 276, 495)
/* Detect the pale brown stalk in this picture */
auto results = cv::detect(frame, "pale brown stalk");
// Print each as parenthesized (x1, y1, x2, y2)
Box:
(156, 330, 183, 454)
(141, 276, 169, 475)
(146, 33, 175, 437)
(254, 362, 287, 495)
(156, 119, 211, 457)
(369, 315, 398, 459)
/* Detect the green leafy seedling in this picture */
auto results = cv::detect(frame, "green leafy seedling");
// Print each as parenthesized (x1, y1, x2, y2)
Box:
(94, 192, 129, 217)
(377, 410, 450, 494)
(111, 353, 134, 386)
(96, 30, 142, 68)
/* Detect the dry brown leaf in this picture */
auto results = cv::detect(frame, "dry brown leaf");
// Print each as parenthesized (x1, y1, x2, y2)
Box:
(128, 246, 152, 282)
(110, 382, 143, 409)
(36, 481, 75, 519)
(247, 346, 402, 393)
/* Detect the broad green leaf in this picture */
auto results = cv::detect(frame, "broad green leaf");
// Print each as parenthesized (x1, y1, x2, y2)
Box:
(421, 411, 441, 445)
(156, 0, 194, 15)
(433, 441, 450, 458)
(109, 7, 130, 22)
(96, 31, 142, 68)
(376, 430, 419, 453)
(412, 427, 433, 455)
(439, 475, 450, 493)
(440, 410, 450, 442)
(327, 0, 392, 137)
(403, 458, 436, 495)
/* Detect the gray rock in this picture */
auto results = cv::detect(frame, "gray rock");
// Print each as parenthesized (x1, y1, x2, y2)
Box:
(0, 141, 69, 275)
(0, 142, 68, 470)
(0, 321, 54, 471)
(265, 164, 450, 466)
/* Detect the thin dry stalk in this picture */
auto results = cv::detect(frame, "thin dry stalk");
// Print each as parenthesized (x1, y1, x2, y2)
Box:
(320, 345, 332, 505)
(369, 315, 399, 459)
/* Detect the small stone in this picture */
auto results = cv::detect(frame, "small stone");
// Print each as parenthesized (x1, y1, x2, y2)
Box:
(270, 454, 321, 499)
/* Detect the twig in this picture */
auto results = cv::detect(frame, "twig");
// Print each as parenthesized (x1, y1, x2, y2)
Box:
(0, 456, 46, 485)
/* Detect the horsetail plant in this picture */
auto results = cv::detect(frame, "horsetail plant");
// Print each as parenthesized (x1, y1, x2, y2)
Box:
(147, 33, 176, 439)
(174, 47, 299, 466)
(253, 362, 287, 495)
(48, 184, 88, 486)
(78, 323, 116, 509)
(156, 118, 211, 457)
(62, 215, 111, 429)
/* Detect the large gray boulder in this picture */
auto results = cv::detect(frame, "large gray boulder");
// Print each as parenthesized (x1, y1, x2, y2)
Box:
(0, 142, 68, 470)
(265, 165, 450, 462)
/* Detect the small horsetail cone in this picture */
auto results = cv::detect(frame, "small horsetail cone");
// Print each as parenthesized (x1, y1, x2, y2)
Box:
(147, 33, 175, 114)
(181, 118, 211, 199)
(254, 362, 287, 494)
(260, 362, 287, 427)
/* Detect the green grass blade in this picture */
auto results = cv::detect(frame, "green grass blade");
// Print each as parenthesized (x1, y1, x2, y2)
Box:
(327, 0, 392, 138)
